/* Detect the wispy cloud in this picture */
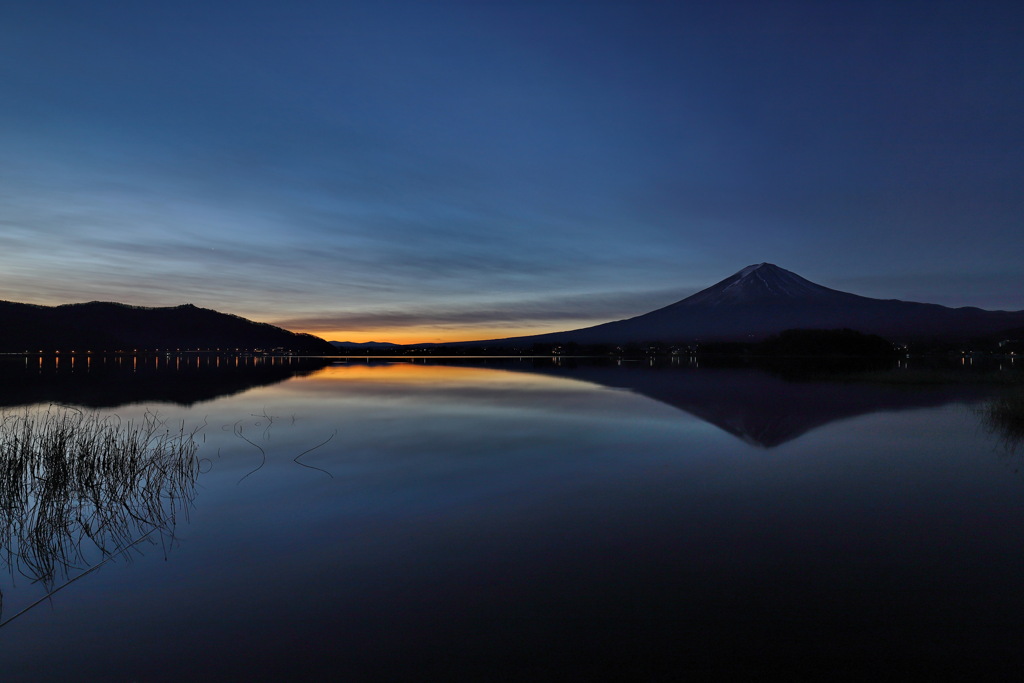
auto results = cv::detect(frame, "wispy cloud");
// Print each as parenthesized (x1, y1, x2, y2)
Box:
(274, 287, 687, 333)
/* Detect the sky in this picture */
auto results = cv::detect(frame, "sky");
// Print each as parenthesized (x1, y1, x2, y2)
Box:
(2, 1, 1022, 344)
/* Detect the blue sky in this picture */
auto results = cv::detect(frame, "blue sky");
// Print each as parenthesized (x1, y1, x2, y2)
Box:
(2, 1, 1022, 343)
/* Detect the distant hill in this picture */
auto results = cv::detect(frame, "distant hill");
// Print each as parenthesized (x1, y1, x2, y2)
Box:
(454, 263, 1024, 346)
(329, 341, 402, 350)
(0, 301, 337, 354)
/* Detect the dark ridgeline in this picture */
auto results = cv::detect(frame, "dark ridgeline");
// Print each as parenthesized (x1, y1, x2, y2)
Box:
(0, 301, 336, 354)
(755, 328, 897, 357)
(450, 263, 1024, 347)
(5, 265, 1022, 354)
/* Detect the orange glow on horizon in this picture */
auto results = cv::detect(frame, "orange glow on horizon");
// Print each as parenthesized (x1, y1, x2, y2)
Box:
(293, 359, 586, 391)
(287, 323, 578, 346)
(304, 362, 498, 384)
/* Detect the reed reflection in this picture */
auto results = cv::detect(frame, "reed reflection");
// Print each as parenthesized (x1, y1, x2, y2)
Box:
(981, 388, 1024, 455)
(0, 406, 201, 626)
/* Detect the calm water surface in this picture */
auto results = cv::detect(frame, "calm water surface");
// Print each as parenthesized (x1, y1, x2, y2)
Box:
(1, 356, 1022, 680)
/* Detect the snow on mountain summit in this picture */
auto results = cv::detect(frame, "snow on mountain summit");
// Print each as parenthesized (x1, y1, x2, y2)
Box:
(677, 263, 850, 307)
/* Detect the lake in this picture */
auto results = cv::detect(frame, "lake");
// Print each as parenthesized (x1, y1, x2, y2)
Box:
(1, 354, 1022, 680)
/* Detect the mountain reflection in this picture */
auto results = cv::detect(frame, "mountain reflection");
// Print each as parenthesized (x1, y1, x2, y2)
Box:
(0, 406, 201, 626)
(0, 354, 1006, 451)
(421, 359, 999, 448)
(0, 354, 332, 409)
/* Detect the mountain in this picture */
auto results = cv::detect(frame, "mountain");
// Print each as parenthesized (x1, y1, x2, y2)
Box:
(459, 263, 1024, 346)
(0, 301, 337, 354)
(329, 341, 402, 349)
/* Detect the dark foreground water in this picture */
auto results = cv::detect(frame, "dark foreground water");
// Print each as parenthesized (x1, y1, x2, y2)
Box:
(1, 355, 1022, 680)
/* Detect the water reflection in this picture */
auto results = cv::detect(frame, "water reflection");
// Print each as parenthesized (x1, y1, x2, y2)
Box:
(0, 355, 1005, 449)
(0, 406, 200, 626)
(0, 357, 1022, 678)
(0, 354, 331, 408)
(347, 359, 1002, 448)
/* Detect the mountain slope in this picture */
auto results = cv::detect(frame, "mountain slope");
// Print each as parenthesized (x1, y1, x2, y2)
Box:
(0, 301, 336, 353)
(458, 263, 1024, 345)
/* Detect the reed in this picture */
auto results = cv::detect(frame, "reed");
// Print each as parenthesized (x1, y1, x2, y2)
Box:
(982, 389, 1024, 447)
(0, 405, 201, 605)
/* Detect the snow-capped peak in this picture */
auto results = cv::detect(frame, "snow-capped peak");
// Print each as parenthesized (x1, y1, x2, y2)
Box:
(734, 263, 771, 279)
(677, 263, 843, 306)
